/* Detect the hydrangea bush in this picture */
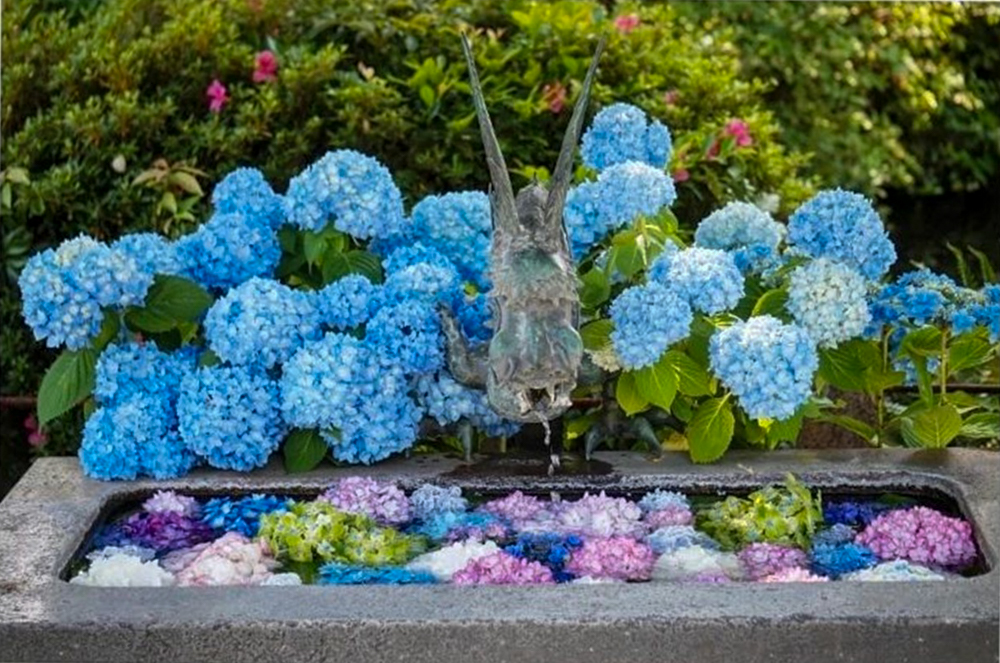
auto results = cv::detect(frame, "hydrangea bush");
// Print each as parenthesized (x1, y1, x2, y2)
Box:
(19, 94, 998, 477)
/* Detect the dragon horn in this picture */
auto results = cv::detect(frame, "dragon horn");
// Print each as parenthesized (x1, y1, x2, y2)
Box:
(545, 34, 606, 228)
(461, 32, 518, 233)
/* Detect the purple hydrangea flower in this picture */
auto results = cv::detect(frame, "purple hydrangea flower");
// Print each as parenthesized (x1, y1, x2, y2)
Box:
(737, 543, 808, 580)
(643, 505, 693, 529)
(319, 477, 411, 526)
(564, 536, 656, 581)
(142, 490, 199, 518)
(452, 551, 556, 585)
(760, 567, 829, 583)
(550, 492, 645, 538)
(114, 511, 215, 553)
(478, 491, 547, 526)
(855, 506, 976, 569)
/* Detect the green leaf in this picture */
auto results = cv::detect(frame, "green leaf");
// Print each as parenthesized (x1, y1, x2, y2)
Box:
(303, 231, 326, 266)
(169, 171, 204, 196)
(901, 326, 943, 358)
(419, 85, 435, 108)
(278, 227, 299, 254)
(959, 412, 1000, 440)
(687, 396, 735, 463)
(665, 350, 712, 397)
(818, 344, 869, 392)
(322, 250, 383, 284)
(766, 413, 804, 447)
(610, 243, 645, 278)
(900, 404, 963, 449)
(949, 335, 993, 373)
(615, 371, 649, 416)
(579, 268, 610, 308)
(37, 349, 97, 426)
(125, 275, 213, 333)
(817, 413, 877, 443)
(283, 429, 328, 473)
(752, 288, 789, 318)
(92, 310, 120, 351)
(946, 242, 973, 287)
(198, 349, 220, 367)
(633, 356, 678, 411)
(966, 245, 996, 285)
(580, 319, 613, 351)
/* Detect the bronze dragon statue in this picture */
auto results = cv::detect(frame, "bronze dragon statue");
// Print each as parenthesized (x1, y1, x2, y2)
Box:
(439, 34, 606, 464)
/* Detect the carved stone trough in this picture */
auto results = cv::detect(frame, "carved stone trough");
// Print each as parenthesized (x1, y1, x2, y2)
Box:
(1, 449, 997, 663)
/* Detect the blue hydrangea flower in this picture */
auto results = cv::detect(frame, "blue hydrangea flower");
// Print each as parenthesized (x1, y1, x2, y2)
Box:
(609, 281, 693, 369)
(382, 243, 451, 276)
(694, 202, 784, 273)
(787, 189, 896, 280)
(581, 103, 672, 171)
(645, 526, 718, 555)
(970, 284, 1000, 341)
(810, 542, 878, 579)
(178, 365, 286, 471)
(637, 490, 690, 513)
(415, 370, 520, 437)
(565, 162, 676, 257)
(410, 484, 468, 520)
(812, 524, 858, 546)
(366, 300, 445, 375)
(112, 233, 183, 277)
(709, 315, 819, 421)
(410, 191, 492, 288)
(200, 494, 289, 537)
(19, 236, 152, 349)
(658, 247, 744, 315)
(203, 277, 322, 368)
(452, 292, 493, 344)
(410, 510, 507, 542)
(646, 241, 680, 282)
(80, 394, 196, 480)
(866, 269, 981, 337)
(505, 533, 583, 582)
(381, 259, 462, 306)
(787, 258, 871, 348)
(321, 386, 423, 465)
(212, 167, 285, 229)
(95, 342, 195, 407)
(318, 563, 437, 585)
(174, 212, 280, 290)
(284, 150, 405, 239)
(313, 275, 381, 330)
(822, 500, 892, 528)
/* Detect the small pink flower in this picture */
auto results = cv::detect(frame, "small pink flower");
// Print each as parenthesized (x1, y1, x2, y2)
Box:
(542, 82, 567, 114)
(253, 50, 278, 83)
(672, 168, 690, 182)
(614, 14, 641, 34)
(663, 89, 680, 106)
(706, 140, 720, 159)
(24, 414, 47, 447)
(725, 119, 753, 147)
(206, 79, 229, 113)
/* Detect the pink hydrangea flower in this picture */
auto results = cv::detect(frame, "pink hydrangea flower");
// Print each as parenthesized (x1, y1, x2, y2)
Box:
(761, 567, 829, 583)
(206, 79, 229, 113)
(738, 543, 808, 580)
(550, 491, 645, 538)
(614, 14, 641, 34)
(644, 505, 693, 529)
(478, 491, 546, 527)
(253, 50, 278, 83)
(319, 477, 411, 525)
(725, 119, 753, 147)
(143, 490, 199, 518)
(672, 168, 690, 182)
(542, 82, 567, 114)
(855, 506, 976, 569)
(171, 532, 277, 586)
(452, 551, 555, 585)
(565, 536, 656, 581)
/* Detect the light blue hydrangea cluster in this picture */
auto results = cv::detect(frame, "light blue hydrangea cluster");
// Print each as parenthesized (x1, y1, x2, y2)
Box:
(201, 494, 290, 537)
(410, 484, 468, 520)
(318, 563, 436, 585)
(178, 365, 286, 471)
(381, 259, 462, 306)
(580, 103, 672, 171)
(80, 395, 196, 480)
(565, 162, 676, 257)
(211, 167, 285, 229)
(609, 281, 693, 369)
(787, 258, 871, 348)
(94, 342, 194, 407)
(382, 243, 452, 276)
(787, 189, 896, 280)
(868, 268, 984, 334)
(657, 247, 744, 315)
(646, 241, 680, 283)
(112, 233, 183, 277)
(366, 300, 445, 375)
(284, 150, 405, 239)
(452, 292, 493, 344)
(19, 236, 152, 349)
(415, 370, 520, 437)
(174, 212, 280, 290)
(203, 278, 322, 368)
(694, 202, 784, 273)
(409, 191, 492, 287)
(709, 315, 819, 420)
(637, 490, 690, 513)
(645, 526, 718, 555)
(314, 275, 381, 330)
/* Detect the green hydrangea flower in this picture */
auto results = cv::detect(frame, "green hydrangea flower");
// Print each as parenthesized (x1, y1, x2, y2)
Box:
(257, 501, 426, 564)
(697, 474, 822, 550)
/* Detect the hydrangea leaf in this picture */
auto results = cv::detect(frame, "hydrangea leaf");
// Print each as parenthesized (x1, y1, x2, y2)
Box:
(751, 288, 789, 319)
(959, 412, 1000, 440)
(615, 371, 649, 416)
(687, 396, 734, 463)
(634, 355, 677, 411)
(282, 429, 328, 473)
(91, 310, 120, 352)
(579, 267, 611, 308)
(765, 412, 804, 448)
(817, 413, 877, 444)
(901, 404, 963, 449)
(580, 319, 613, 351)
(665, 350, 712, 397)
(38, 348, 97, 426)
(948, 334, 993, 373)
(125, 275, 213, 333)
(818, 344, 869, 392)
(321, 250, 383, 284)
(900, 326, 944, 358)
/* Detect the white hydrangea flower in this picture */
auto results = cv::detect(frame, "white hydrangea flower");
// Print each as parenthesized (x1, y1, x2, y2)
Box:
(70, 553, 175, 587)
(652, 545, 742, 581)
(406, 540, 500, 581)
(787, 258, 871, 348)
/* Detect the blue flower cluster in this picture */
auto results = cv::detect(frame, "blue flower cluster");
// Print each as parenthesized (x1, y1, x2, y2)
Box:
(177, 365, 286, 471)
(565, 162, 676, 256)
(452, 292, 493, 344)
(113, 233, 183, 277)
(314, 275, 380, 330)
(19, 236, 152, 349)
(410, 484, 468, 521)
(580, 103, 672, 171)
(709, 315, 819, 420)
(812, 524, 857, 546)
(318, 563, 437, 585)
(94, 342, 195, 407)
(415, 371, 520, 437)
(867, 269, 990, 339)
(610, 282, 693, 369)
(174, 212, 280, 290)
(810, 542, 878, 579)
(382, 243, 452, 276)
(204, 277, 322, 368)
(657, 247, 745, 315)
(80, 394, 196, 480)
(787, 189, 896, 280)
(787, 258, 871, 348)
(410, 510, 506, 542)
(382, 257, 462, 307)
(201, 494, 290, 537)
(284, 150, 405, 239)
(212, 167, 285, 229)
(637, 490, 690, 513)
(694, 202, 784, 273)
(823, 500, 891, 528)
(505, 533, 583, 582)
(409, 191, 492, 288)
(645, 526, 718, 555)
(366, 300, 445, 375)
(646, 242, 680, 283)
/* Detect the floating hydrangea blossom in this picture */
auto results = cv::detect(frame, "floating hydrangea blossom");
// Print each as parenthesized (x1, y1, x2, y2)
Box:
(549, 492, 645, 538)
(581, 103, 672, 171)
(318, 563, 437, 585)
(505, 533, 583, 582)
(659, 247, 744, 315)
(737, 543, 809, 580)
(694, 202, 784, 273)
(644, 505, 693, 529)
(320, 478, 411, 526)
(645, 526, 718, 555)
(760, 567, 828, 583)
(412, 510, 509, 543)
(70, 553, 175, 587)
(200, 494, 289, 537)
(410, 484, 468, 521)
(843, 560, 946, 582)
(172, 532, 277, 587)
(564, 536, 656, 581)
(709, 315, 819, 421)
(812, 523, 860, 547)
(787, 258, 871, 348)
(855, 506, 976, 569)
(609, 281, 692, 369)
(406, 540, 501, 581)
(822, 501, 892, 528)
(652, 545, 742, 582)
(479, 491, 547, 527)
(810, 542, 878, 579)
(114, 511, 215, 553)
(452, 551, 555, 585)
(143, 491, 199, 518)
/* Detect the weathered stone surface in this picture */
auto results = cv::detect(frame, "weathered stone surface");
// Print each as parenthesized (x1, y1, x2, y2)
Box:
(0, 449, 997, 663)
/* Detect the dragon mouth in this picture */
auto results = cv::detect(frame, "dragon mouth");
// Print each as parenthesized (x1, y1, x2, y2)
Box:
(517, 385, 573, 419)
